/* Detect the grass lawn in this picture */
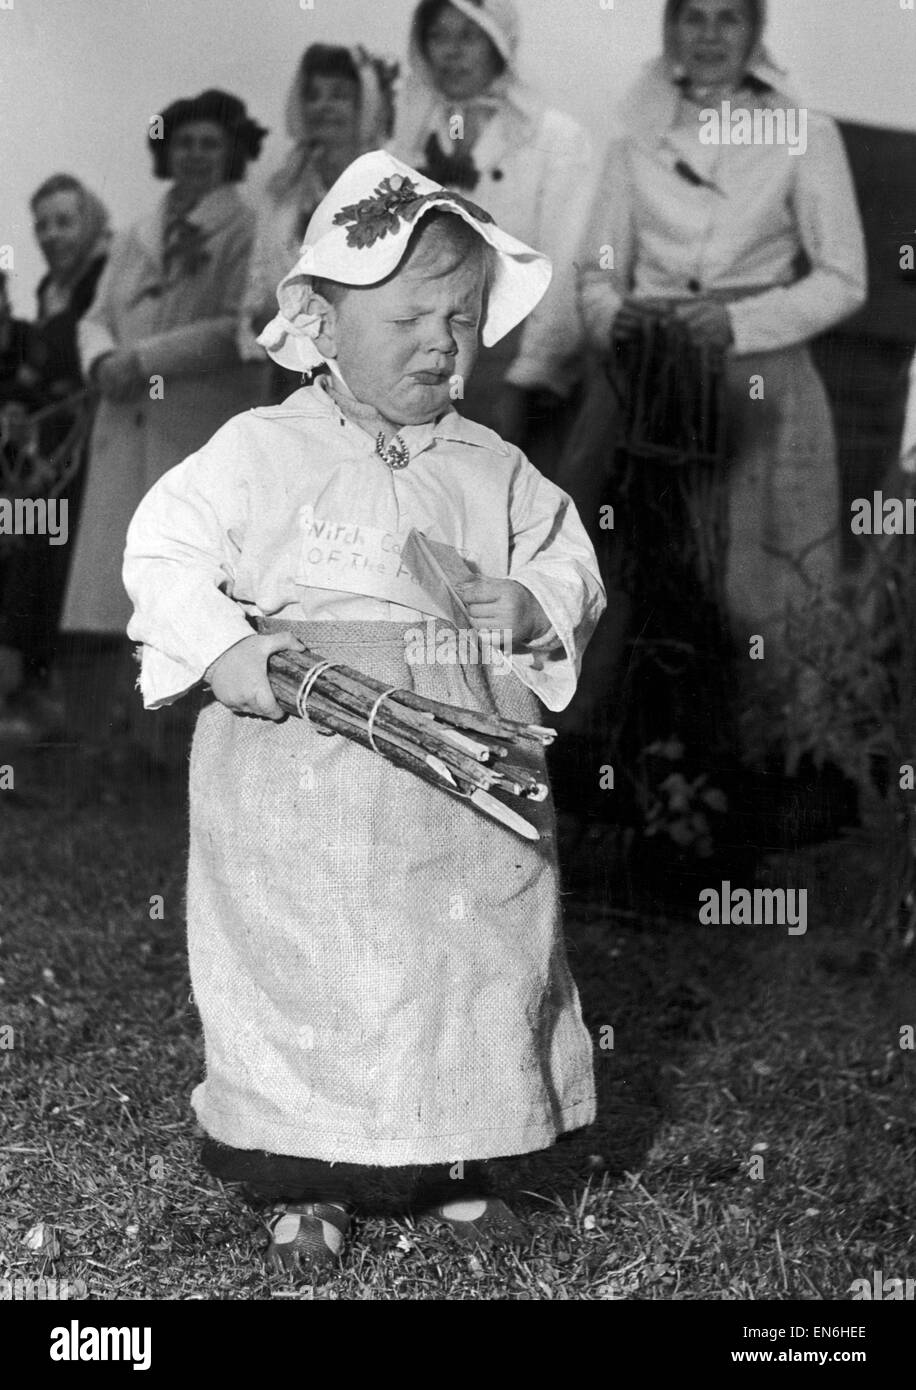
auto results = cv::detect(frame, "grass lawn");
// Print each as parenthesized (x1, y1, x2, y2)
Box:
(1, 737, 914, 1301)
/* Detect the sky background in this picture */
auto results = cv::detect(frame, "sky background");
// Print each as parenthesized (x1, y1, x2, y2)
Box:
(1, 0, 915, 311)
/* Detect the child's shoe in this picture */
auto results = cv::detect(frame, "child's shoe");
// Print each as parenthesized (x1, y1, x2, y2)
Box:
(431, 1196, 529, 1249)
(264, 1200, 351, 1276)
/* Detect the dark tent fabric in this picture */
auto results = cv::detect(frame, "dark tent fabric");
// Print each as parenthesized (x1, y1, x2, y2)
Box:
(811, 120, 916, 566)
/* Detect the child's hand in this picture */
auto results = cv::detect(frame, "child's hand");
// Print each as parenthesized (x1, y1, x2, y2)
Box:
(455, 578, 550, 648)
(205, 632, 304, 720)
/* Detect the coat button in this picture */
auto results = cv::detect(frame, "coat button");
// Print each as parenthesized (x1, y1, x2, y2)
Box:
(688, 277, 702, 292)
(492, 169, 504, 181)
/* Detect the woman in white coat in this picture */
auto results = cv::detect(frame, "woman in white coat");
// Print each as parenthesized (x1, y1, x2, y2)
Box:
(63, 89, 269, 639)
(556, 0, 866, 812)
(391, 0, 595, 452)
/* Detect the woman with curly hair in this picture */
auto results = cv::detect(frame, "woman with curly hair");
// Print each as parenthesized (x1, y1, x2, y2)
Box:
(59, 90, 268, 755)
(62, 89, 268, 640)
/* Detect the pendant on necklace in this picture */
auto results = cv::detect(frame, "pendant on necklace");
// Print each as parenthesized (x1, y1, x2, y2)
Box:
(376, 432, 410, 470)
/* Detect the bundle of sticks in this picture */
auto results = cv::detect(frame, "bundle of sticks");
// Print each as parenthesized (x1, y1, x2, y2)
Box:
(268, 647, 555, 841)
(607, 305, 728, 468)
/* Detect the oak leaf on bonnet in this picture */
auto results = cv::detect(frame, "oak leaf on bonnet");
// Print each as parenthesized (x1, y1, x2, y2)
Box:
(333, 174, 494, 250)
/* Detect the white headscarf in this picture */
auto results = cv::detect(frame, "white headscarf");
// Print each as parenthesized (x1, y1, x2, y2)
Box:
(662, 0, 783, 78)
(31, 176, 113, 319)
(621, 0, 796, 144)
(393, 0, 544, 164)
(267, 45, 398, 207)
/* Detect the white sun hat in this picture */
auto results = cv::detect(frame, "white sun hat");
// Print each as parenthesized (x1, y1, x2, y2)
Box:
(256, 149, 551, 375)
(428, 0, 520, 68)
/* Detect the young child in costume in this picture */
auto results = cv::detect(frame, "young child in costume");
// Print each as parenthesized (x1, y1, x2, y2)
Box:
(123, 151, 605, 1275)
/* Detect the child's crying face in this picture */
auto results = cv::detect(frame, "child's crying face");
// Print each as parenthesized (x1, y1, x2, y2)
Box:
(316, 215, 488, 428)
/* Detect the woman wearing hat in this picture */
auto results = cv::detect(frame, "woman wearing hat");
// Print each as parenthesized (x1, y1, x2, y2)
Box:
(392, 0, 596, 450)
(30, 174, 112, 394)
(557, 0, 866, 819)
(240, 44, 398, 399)
(61, 89, 268, 652)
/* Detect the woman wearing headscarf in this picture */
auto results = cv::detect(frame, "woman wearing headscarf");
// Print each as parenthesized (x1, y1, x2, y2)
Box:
(62, 89, 267, 642)
(555, 0, 866, 839)
(391, 0, 596, 452)
(240, 44, 398, 399)
(31, 174, 112, 397)
(0, 175, 112, 729)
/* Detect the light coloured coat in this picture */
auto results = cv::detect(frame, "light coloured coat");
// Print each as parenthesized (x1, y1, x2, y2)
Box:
(390, 20, 596, 398)
(63, 185, 269, 633)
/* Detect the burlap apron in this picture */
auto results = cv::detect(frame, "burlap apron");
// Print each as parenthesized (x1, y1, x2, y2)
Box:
(187, 620, 595, 1165)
